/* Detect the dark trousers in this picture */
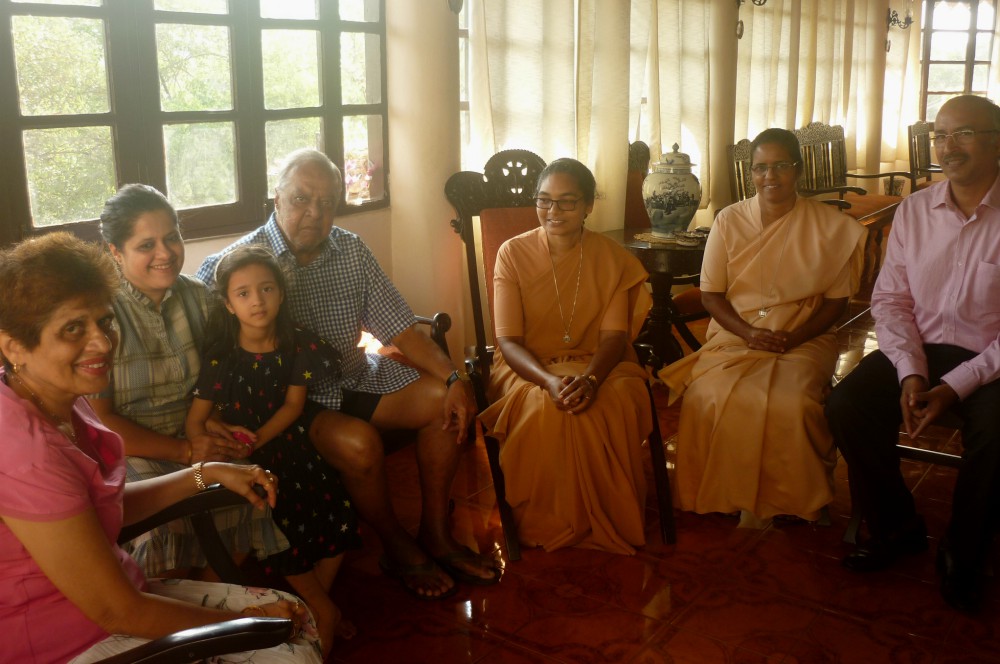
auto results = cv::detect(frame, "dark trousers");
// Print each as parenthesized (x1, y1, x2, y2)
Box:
(826, 345, 1000, 569)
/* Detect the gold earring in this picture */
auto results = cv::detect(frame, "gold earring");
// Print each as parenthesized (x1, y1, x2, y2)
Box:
(11, 362, 19, 374)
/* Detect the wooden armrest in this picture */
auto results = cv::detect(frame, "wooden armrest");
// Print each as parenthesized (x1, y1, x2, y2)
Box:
(846, 170, 912, 181)
(800, 186, 867, 199)
(414, 312, 452, 354)
(98, 617, 293, 664)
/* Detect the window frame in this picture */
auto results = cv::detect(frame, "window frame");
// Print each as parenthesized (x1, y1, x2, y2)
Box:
(919, 0, 996, 120)
(0, 0, 388, 247)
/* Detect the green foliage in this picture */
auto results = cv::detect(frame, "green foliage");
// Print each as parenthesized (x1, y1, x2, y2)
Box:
(23, 127, 115, 226)
(156, 23, 233, 112)
(262, 30, 321, 110)
(164, 123, 237, 209)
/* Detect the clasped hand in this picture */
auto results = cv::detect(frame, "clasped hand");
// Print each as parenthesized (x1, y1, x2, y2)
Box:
(745, 328, 796, 353)
(546, 374, 596, 414)
(900, 375, 958, 439)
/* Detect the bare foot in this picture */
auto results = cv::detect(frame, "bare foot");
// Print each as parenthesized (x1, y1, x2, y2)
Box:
(420, 535, 499, 583)
(381, 533, 455, 598)
(336, 618, 357, 640)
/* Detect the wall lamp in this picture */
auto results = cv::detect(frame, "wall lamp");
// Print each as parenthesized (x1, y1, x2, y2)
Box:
(735, 0, 768, 39)
(886, 3, 914, 52)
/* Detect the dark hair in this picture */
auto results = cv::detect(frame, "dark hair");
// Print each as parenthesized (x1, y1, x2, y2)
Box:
(204, 246, 340, 378)
(0, 232, 118, 358)
(750, 128, 804, 169)
(100, 184, 179, 249)
(536, 158, 597, 203)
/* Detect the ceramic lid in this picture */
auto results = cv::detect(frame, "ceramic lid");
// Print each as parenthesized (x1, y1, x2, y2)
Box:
(652, 143, 695, 173)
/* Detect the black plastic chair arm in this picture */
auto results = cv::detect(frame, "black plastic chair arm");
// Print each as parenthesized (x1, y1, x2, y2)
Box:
(117, 484, 249, 545)
(97, 617, 293, 664)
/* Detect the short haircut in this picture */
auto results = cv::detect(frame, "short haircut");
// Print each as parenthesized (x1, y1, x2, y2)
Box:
(100, 184, 178, 249)
(0, 232, 118, 354)
(940, 94, 1000, 131)
(750, 128, 804, 168)
(536, 158, 597, 203)
(274, 148, 344, 200)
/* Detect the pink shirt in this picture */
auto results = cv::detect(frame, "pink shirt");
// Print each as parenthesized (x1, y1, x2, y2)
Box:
(0, 372, 146, 663)
(872, 173, 1000, 399)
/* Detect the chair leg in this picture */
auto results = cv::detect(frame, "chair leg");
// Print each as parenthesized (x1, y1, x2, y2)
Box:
(483, 434, 521, 561)
(646, 384, 676, 544)
(191, 512, 245, 584)
(674, 321, 703, 353)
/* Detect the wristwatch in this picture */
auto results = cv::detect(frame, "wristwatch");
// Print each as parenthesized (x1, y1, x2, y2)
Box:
(446, 369, 470, 388)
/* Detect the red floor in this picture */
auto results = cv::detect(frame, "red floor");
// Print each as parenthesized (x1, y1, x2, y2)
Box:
(325, 307, 1000, 663)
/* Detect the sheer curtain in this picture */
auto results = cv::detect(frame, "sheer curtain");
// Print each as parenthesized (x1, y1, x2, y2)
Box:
(466, 0, 925, 216)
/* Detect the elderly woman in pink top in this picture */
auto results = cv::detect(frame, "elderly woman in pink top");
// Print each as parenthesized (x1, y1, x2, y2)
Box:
(0, 233, 319, 663)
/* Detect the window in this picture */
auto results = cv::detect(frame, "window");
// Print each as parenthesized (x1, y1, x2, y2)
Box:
(919, 0, 996, 120)
(0, 0, 387, 246)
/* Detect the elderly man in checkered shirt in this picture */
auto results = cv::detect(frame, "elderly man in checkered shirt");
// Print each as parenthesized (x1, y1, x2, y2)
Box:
(198, 149, 500, 599)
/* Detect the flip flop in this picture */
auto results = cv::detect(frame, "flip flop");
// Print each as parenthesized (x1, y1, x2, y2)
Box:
(432, 546, 501, 586)
(378, 555, 459, 601)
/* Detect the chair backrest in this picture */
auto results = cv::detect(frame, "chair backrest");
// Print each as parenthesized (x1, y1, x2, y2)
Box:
(794, 122, 850, 191)
(908, 120, 940, 190)
(727, 138, 755, 201)
(625, 141, 651, 228)
(445, 150, 547, 376)
(480, 207, 540, 324)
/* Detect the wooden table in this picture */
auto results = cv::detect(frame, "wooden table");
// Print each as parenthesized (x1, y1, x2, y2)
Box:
(840, 193, 901, 295)
(603, 228, 706, 368)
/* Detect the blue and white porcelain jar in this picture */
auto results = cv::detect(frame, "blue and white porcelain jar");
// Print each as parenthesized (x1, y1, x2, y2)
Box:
(642, 144, 702, 238)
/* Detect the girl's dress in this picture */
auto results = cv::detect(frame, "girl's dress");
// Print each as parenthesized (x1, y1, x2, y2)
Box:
(195, 328, 362, 575)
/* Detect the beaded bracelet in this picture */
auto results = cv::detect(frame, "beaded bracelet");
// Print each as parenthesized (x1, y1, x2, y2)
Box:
(241, 605, 266, 617)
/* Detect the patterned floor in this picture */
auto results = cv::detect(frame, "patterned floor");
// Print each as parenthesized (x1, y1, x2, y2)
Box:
(315, 306, 997, 664)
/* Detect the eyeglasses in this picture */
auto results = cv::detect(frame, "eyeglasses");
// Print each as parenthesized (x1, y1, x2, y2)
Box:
(930, 129, 999, 146)
(534, 197, 582, 211)
(290, 194, 337, 210)
(750, 161, 799, 176)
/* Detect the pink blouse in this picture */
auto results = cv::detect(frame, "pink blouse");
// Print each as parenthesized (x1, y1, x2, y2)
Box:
(0, 371, 146, 662)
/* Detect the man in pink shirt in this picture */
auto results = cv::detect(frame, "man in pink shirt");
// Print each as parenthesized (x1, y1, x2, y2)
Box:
(827, 95, 1000, 612)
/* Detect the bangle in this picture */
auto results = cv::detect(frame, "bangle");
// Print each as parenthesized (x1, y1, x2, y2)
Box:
(584, 374, 599, 390)
(192, 461, 207, 491)
(186, 440, 193, 466)
(241, 605, 266, 617)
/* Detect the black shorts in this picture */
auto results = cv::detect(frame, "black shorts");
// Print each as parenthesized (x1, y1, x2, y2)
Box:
(339, 389, 383, 422)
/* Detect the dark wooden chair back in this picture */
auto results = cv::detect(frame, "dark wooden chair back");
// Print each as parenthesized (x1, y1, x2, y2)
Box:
(625, 141, 652, 228)
(907, 120, 941, 192)
(794, 122, 910, 197)
(727, 138, 756, 201)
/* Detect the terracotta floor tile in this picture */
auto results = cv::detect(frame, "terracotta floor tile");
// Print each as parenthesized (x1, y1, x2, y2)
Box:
(631, 626, 783, 663)
(794, 610, 938, 664)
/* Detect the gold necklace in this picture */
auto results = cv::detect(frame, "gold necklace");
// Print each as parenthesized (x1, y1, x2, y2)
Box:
(548, 235, 585, 344)
(757, 216, 793, 319)
(9, 372, 77, 443)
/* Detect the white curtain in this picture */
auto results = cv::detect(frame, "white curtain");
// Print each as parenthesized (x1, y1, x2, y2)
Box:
(466, 0, 929, 214)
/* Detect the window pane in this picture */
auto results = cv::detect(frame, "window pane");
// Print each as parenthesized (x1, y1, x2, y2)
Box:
(972, 63, 989, 89)
(262, 30, 321, 110)
(154, 0, 227, 13)
(12, 0, 101, 5)
(933, 2, 971, 29)
(265, 117, 323, 195)
(977, 1, 996, 29)
(926, 93, 953, 120)
(340, 0, 379, 22)
(12, 16, 109, 116)
(260, 0, 317, 20)
(975, 32, 994, 60)
(163, 122, 236, 208)
(927, 63, 967, 91)
(459, 35, 468, 101)
(930, 31, 968, 60)
(343, 114, 384, 206)
(341, 33, 382, 105)
(156, 24, 233, 112)
(23, 126, 115, 226)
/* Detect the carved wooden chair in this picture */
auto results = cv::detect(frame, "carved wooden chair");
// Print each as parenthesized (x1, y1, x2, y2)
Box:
(794, 122, 910, 200)
(446, 149, 677, 548)
(907, 120, 942, 192)
(625, 141, 652, 228)
(102, 486, 293, 663)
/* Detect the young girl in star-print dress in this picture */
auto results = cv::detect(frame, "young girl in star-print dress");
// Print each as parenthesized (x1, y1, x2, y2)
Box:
(186, 245, 361, 658)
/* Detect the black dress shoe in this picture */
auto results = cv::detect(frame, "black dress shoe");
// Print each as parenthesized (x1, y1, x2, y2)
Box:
(937, 544, 984, 613)
(842, 517, 928, 572)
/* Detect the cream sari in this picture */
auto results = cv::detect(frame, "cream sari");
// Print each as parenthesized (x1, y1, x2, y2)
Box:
(660, 197, 866, 521)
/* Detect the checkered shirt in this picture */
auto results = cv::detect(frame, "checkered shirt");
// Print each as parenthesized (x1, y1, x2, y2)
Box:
(197, 215, 419, 410)
(95, 274, 209, 436)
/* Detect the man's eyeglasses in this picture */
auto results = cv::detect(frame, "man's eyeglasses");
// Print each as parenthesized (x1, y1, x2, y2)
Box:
(535, 197, 582, 211)
(290, 194, 336, 210)
(750, 161, 799, 176)
(930, 129, 999, 146)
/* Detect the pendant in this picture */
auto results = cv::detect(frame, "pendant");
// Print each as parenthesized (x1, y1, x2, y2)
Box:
(563, 334, 572, 344)
(757, 308, 768, 319)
